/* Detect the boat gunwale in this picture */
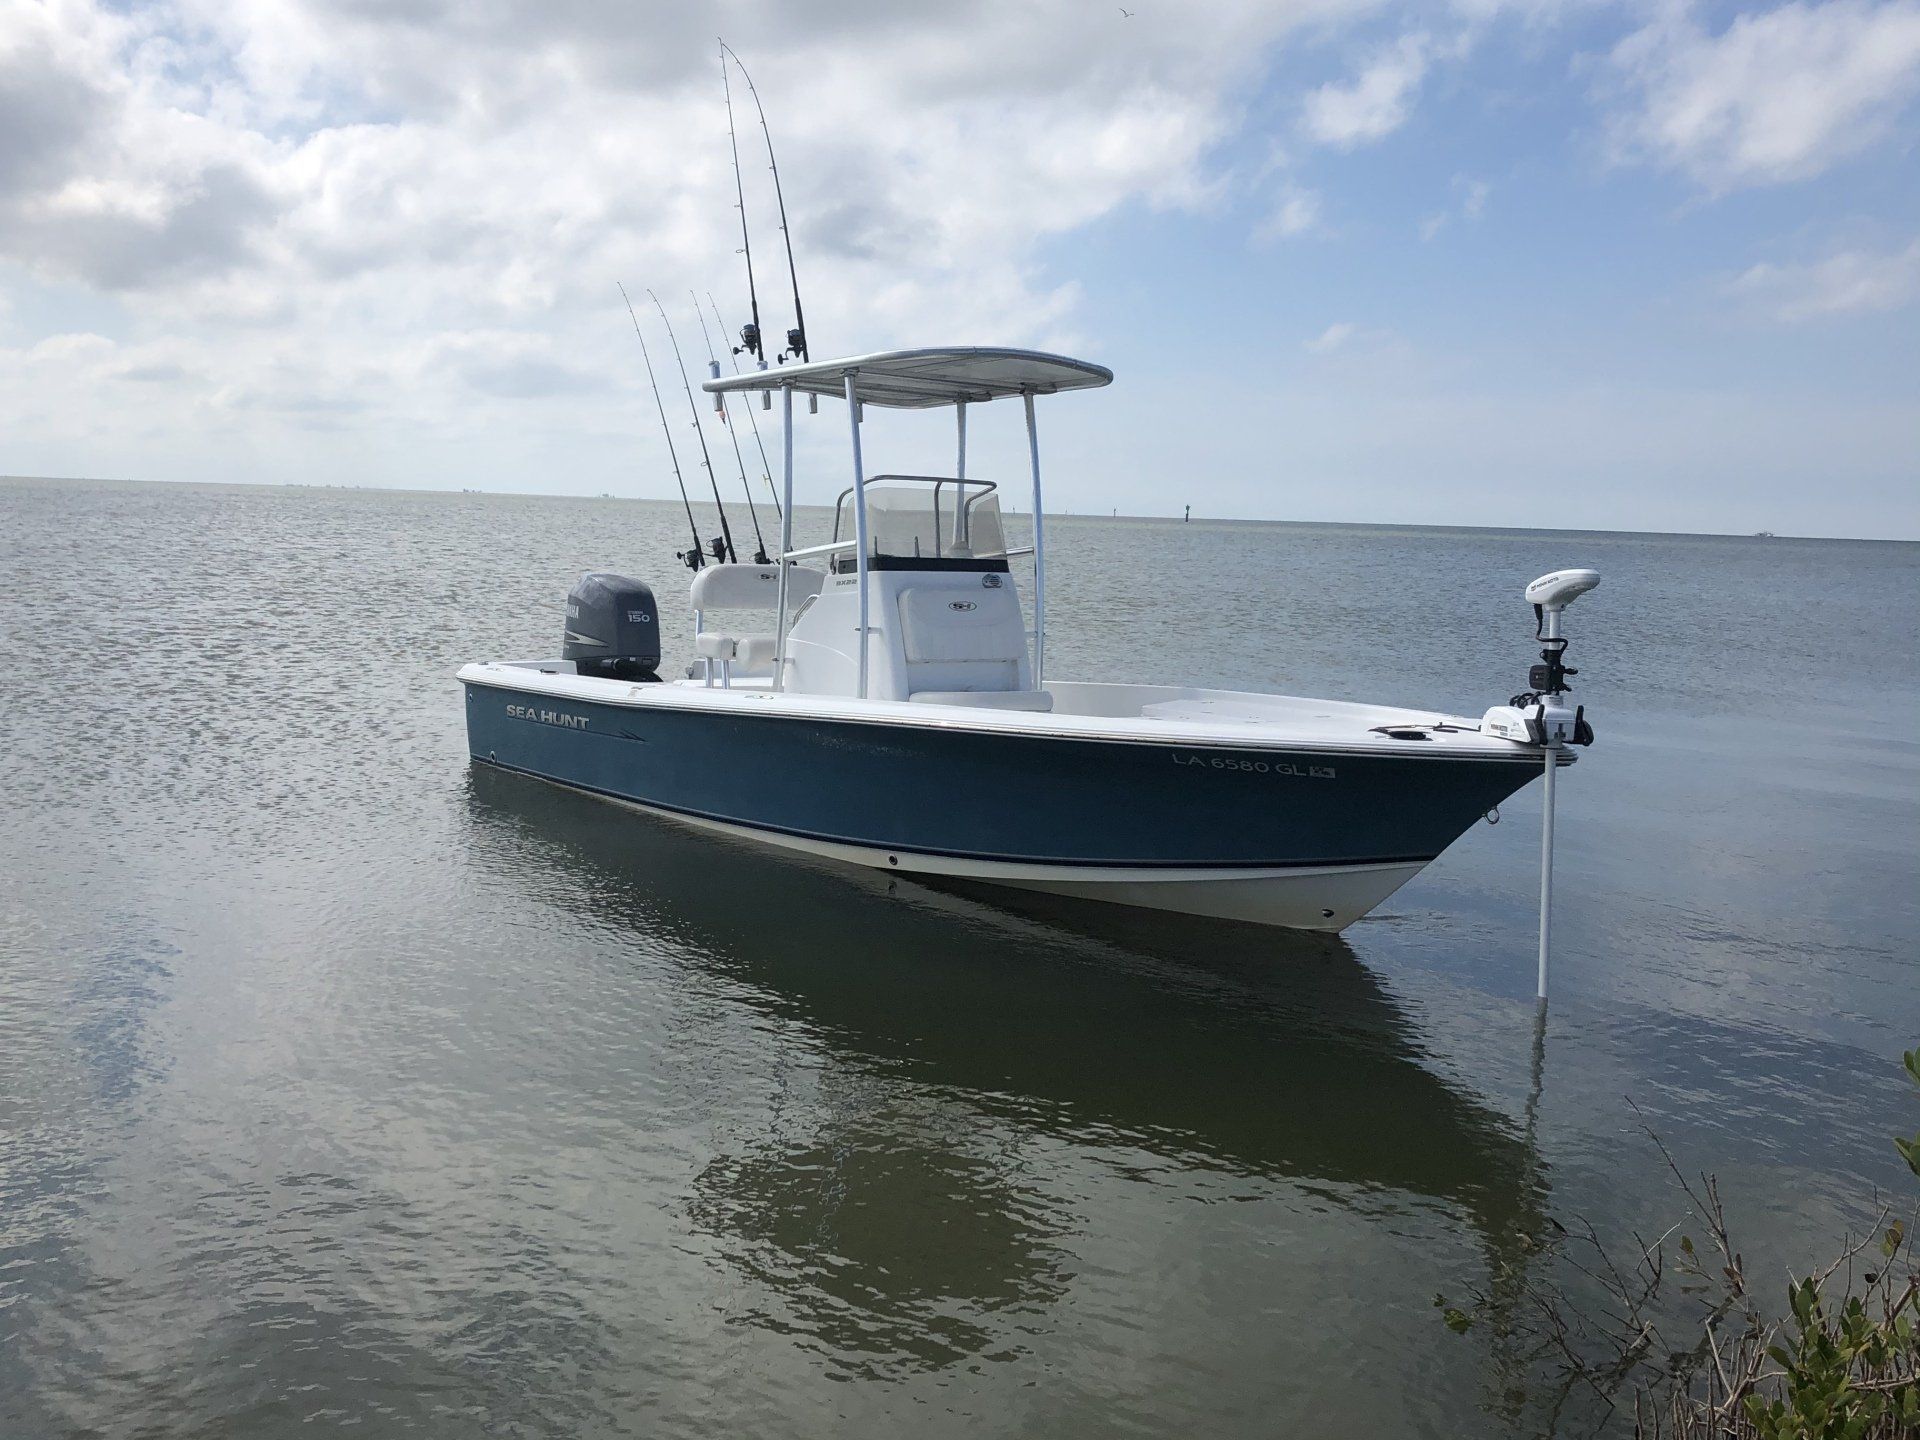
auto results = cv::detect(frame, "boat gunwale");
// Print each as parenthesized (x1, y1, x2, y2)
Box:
(458, 662, 1569, 767)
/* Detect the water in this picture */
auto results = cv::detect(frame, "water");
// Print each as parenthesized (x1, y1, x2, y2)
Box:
(2, 476, 1915, 1437)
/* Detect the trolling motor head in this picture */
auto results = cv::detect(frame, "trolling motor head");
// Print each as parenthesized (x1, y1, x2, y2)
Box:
(1479, 568, 1600, 747)
(1525, 568, 1600, 614)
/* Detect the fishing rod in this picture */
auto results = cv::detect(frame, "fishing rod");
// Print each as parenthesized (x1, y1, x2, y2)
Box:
(618, 281, 705, 570)
(692, 289, 771, 564)
(719, 43, 765, 368)
(648, 288, 737, 565)
(721, 40, 809, 363)
(706, 291, 783, 518)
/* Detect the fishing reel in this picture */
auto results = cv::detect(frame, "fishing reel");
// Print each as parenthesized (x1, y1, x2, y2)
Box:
(676, 535, 733, 571)
(733, 322, 761, 360)
(1480, 569, 1600, 747)
(779, 327, 806, 363)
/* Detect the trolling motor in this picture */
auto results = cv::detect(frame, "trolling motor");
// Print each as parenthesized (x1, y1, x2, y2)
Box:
(1478, 568, 1601, 1005)
(1479, 569, 1600, 747)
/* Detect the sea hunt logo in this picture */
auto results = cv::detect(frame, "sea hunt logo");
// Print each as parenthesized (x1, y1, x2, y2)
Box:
(506, 704, 591, 730)
(982, 574, 1003, 588)
(949, 600, 977, 612)
(1171, 751, 1335, 779)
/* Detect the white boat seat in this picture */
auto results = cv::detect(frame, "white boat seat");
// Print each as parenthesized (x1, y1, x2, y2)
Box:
(908, 690, 1054, 712)
(690, 562, 823, 611)
(697, 633, 776, 667)
(735, 635, 777, 670)
(691, 566, 822, 685)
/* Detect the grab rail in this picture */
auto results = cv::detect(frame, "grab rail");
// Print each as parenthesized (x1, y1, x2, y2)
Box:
(781, 539, 857, 561)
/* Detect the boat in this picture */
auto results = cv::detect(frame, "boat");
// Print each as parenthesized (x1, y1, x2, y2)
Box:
(459, 347, 1597, 931)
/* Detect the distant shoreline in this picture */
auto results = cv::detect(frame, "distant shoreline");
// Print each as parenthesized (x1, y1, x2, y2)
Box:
(3, 472, 1911, 545)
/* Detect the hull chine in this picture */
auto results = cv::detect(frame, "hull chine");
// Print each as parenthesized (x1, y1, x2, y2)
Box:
(474, 756, 1432, 932)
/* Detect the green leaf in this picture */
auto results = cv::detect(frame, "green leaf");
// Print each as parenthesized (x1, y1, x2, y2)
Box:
(1884, 1220, 1906, 1257)
(1442, 1307, 1473, 1334)
(1896, 1134, 1920, 1179)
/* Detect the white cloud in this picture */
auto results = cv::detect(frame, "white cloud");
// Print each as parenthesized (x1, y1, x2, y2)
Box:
(1301, 31, 1431, 147)
(0, 0, 1388, 490)
(1420, 174, 1489, 240)
(1300, 321, 1411, 368)
(1255, 185, 1323, 241)
(1606, 0, 1920, 190)
(1305, 320, 1361, 352)
(1302, 319, 1404, 354)
(1729, 236, 1920, 319)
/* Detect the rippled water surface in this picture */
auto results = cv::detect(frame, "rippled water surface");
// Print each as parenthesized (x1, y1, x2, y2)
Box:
(2, 477, 1916, 1437)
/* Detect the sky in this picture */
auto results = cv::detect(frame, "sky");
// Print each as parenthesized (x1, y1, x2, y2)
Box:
(1, 0, 1916, 539)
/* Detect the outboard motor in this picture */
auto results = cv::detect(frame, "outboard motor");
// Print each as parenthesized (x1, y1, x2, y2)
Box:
(562, 573, 661, 680)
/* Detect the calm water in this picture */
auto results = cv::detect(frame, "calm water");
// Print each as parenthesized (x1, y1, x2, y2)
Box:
(2, 476, 1916, 1437)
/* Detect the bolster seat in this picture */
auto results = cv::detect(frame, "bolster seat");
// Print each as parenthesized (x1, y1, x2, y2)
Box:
(735, 635, 777, 670)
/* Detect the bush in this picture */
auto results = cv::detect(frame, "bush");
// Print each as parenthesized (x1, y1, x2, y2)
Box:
(1438, 1049, 1920, 1438)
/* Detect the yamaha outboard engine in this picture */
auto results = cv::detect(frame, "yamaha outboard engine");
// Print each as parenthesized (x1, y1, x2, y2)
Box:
(562, 573, 661, 680)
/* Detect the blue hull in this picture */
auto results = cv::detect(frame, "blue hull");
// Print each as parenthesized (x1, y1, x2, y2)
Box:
(462, 681, 1539, 871)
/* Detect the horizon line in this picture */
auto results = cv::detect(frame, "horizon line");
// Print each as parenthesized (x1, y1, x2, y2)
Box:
(2, 472, 1913, 546)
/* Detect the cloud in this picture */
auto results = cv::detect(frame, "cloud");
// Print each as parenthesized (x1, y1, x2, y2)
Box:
(0, 27, 106, 199)
(1305, 321, 1360, 352)
(1420, 174, 1489, 240)
(1302, 319, 1409, 354)
(0, 0, 1399, 484)
(1301, 31, 1431, 147)
(1254, 185, 1323, 241)
(1606, 0, 1920, 190)
(1729, 236, 1920, 320)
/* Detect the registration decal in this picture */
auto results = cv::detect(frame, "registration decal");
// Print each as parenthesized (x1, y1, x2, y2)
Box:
(1171, 751, 1334, 779)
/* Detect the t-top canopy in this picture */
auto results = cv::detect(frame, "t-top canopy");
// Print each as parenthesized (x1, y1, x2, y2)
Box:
(701, 347, 1112, 410)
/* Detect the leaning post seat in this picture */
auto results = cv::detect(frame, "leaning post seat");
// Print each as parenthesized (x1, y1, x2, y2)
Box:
(690, 562, 823, 685)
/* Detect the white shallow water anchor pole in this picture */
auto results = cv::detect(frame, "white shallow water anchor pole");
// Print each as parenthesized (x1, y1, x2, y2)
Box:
(1537, 698, 1559, 1000)
(1536, 622, 1566, 1006)
(1516, 568, 1599, 1005)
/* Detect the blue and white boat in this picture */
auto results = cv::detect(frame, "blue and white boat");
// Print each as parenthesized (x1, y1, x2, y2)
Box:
(460, 347, 1595, 930)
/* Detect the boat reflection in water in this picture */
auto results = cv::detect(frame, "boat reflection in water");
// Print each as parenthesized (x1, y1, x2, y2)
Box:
(463, 766, 1548, 1377)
